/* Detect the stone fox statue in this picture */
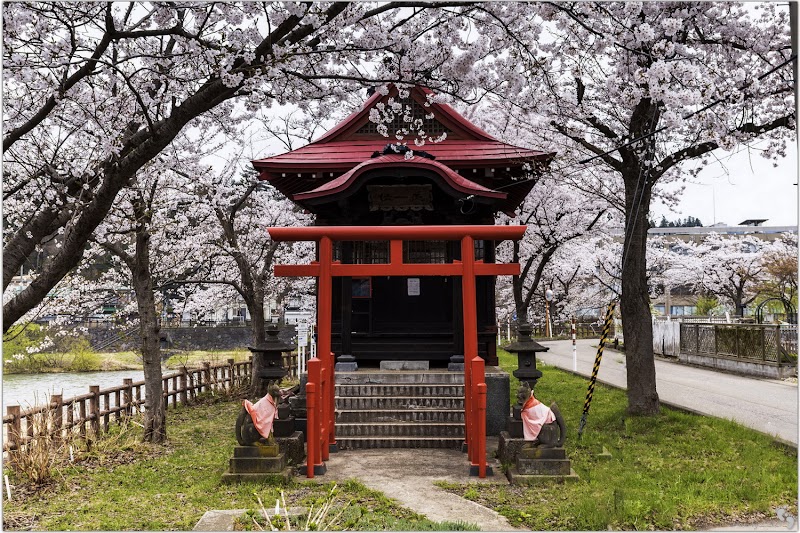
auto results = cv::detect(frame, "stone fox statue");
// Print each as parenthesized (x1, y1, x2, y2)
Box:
(235, 382, 280, 446)
(518, 384, 566, 447)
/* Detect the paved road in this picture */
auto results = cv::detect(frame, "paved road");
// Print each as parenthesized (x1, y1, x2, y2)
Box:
(538, 339, 798, 446)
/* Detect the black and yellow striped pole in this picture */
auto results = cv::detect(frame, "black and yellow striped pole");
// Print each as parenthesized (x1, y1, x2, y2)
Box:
(577, 300, 617, 440)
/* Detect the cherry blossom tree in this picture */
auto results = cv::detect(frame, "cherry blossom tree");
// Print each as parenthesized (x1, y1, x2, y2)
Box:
(192, 163, 314, 397)
(3, 2, 526, 331)
(88, 147, 209, 442)
(491, 2, 795, 414)
(667, 234, 773, 317)
(759, 234, 798, 309)
(495, 177, 611, 324)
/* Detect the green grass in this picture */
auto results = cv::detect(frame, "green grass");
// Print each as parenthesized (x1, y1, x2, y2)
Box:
(435, 348, 798, 530)
(3, 398, 475, 531)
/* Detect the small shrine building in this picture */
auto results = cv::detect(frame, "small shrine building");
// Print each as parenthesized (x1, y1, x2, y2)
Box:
(252, 85, 554, 367)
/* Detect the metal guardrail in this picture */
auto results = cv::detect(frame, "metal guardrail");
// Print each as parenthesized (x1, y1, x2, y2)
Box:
(679, 323, 796, 365)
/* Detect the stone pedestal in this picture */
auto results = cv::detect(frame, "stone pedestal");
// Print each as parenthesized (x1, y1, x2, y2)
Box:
(448, 354, 464, 372)
(221, 445, 292, 483)
(335, 354, 358, 372)
(274, 403, 295, 438)
(289, 374, 308, 433)
(275, 431, 305, 466)
(498, 431, 578, 484)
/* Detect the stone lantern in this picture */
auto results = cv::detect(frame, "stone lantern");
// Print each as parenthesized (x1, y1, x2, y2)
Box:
(249, 324, 292, 393)
(504, 321, 549, 438)
(247, 324, 295, 438)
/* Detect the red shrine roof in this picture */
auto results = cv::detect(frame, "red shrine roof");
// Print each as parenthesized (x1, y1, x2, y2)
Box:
(252, 85, 554, 212)
(294, 155, 507, 201)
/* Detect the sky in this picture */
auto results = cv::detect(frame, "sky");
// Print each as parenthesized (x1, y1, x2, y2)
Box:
(650, 141, 798, 227)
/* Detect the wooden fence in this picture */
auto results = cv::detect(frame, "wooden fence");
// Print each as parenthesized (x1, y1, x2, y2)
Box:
(499, 322, 602, 342)
(3, 353, 297, 454)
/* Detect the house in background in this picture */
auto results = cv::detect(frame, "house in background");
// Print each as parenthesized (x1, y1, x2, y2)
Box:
(650, 219, 797, 318)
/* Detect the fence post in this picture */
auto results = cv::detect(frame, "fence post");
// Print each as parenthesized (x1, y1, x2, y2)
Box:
(66, 401, 74, 438)
(8, 405, 21, 452)
(79, 399, 87, 439)
(123, 379, 133, 417)
(713, 325, 718, 355)
(114, 389, 121, 423)
(227, 359, 235, 391)
(89, 386, 100, 437)
(102, 392, 110, 432)
(762, 326, 767, 362)
(163, 377, 169, 409)
(203, 362, 211, 393)
(51, 394, 63, 442)
(180, 371, 188, 405)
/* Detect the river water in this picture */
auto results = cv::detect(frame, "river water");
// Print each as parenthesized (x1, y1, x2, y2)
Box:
(2, 370, 146, 413)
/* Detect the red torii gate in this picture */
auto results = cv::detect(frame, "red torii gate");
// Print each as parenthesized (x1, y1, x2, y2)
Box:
(269, 225, 526, 478)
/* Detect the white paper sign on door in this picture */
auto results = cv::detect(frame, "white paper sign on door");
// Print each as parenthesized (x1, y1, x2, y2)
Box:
(407, 278, 420, 296)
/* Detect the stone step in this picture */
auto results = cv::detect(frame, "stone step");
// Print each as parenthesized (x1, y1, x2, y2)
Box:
(335, 383, 464, 397)
(336, 422, 465, 438)
(335, 371, 464, 385)
(335, 436, 465, 450)
(335, 396, 464, 411)
(517, 458, 573, 476)
(336, 409, 465, 423)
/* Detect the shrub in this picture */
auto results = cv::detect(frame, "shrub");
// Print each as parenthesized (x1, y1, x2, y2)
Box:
(69, 348, 103, 372)
(3, 324, 49, 373)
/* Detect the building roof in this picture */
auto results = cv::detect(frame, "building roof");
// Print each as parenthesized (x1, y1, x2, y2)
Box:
(293, 154, 507, 201)
(252, 85, 554, 212)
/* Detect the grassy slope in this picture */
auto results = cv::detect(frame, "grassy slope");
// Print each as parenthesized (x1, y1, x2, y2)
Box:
(3, 398, 473, 531)
(436, 348, 798, 530)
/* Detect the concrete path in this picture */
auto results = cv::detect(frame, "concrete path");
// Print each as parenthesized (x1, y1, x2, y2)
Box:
(322, 444, 526, 531)
(538, 339, 798, 445)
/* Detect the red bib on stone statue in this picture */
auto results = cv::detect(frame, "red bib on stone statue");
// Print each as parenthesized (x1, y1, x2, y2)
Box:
(521, 392, 555, 441)
(243, 394, 278, 439)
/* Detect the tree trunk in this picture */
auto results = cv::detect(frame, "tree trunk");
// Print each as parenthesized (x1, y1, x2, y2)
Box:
(248, 284, 269, 398)
(620, 174, 660, 415)
(511, 241, 529, 324)
(131, 218, 166, 443)
(512, 276, 528, 324)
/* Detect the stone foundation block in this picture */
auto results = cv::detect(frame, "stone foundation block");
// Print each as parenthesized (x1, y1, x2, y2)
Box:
(220, 468, 294, 484)
(380, 360, 430, 370)
(517, 457, 572, 476)
(506, 467, 580, 485)
(275, 431, 305, 466)
(519, 447, 566, 460)
(229, 453, 287, 474)
(273, 417, 295, 438)
(233, 444, 278, 458)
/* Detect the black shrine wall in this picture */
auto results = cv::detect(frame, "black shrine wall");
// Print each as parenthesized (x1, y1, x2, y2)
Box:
(314, 171, 500, 366)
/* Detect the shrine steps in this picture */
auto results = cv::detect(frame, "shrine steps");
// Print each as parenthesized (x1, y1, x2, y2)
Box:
(334, 370, 466, 449)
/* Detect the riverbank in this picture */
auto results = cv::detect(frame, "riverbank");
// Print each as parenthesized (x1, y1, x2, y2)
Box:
(2, 349, 252, 375)
(2, 349, 254, 411)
